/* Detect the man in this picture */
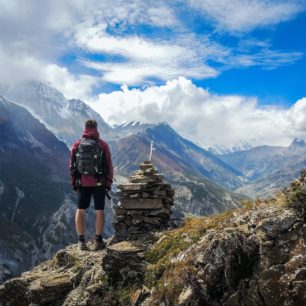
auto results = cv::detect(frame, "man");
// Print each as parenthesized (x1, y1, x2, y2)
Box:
(70, 119, 113, 251)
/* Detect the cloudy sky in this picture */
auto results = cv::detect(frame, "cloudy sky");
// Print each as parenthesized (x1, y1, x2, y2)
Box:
(0, 0, 306, 149)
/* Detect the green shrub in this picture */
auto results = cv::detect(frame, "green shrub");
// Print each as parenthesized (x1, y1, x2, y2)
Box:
(284, 170, 306, 220)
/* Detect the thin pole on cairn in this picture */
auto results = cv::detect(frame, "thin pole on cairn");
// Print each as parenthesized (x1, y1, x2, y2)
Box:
(149, 141, 155, 161)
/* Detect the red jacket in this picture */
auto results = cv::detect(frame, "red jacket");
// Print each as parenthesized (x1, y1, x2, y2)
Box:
(70, 127, 113, 189)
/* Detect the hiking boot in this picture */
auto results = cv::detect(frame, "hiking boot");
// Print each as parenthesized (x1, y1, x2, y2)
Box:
(78, 241, 88, 251)
(94, 240, 105, 251)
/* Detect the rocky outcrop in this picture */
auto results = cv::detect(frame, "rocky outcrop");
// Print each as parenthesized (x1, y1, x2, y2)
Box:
(194, 231, 259, 305)
(141, 203, 305, 306)
(1, 173, 306, 305)
(102, 241, 146, 285)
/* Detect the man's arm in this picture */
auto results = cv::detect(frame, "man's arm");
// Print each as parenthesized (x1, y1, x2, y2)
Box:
(69, 140, 80, 191)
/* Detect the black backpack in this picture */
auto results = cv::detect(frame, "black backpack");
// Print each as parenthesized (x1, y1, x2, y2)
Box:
(75, 138, 105, 176)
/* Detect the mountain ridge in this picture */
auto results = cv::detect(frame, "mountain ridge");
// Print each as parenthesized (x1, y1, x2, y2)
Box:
(0, 81, 114, 146)
(2, 80, 306, 201)
(219, 139, 306, 198)
(112, 122, 247, 214)
(113, 122, 246, 188)
(0, 96, 77, 282)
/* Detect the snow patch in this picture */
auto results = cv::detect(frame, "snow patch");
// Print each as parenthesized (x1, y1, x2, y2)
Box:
(59, 105, 72, 119)
(41, 196, 76, 259)
(10, 187, 24, 221)
(23, 132, 51, 153)
(0, 180, 4, 200)
(175, 186, 192, 200)
(208, 142, 253, 155)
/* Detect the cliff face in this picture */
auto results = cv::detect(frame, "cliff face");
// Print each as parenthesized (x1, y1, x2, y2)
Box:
(1, 173, 306, 306)
(0, 96, 76, 282)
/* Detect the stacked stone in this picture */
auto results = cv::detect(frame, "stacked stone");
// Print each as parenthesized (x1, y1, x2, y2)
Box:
(113, 161, 175, 241)
(102, 241, 145, 285)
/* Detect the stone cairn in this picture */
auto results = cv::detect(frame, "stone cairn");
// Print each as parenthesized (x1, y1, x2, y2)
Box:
(103, 161, 175, 285)
(113, 160, 175, 241)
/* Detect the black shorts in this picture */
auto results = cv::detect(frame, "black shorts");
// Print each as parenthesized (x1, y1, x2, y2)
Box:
(77, 186, 106, 210)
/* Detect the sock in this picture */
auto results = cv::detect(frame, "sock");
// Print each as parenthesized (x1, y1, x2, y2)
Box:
(78, 235, 85, 242)
(96, 235, 102, 242)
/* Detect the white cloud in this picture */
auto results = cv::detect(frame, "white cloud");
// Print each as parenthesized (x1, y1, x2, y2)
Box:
(229, 48, 303, 69)
(92, 0, 179, 28)
(88, 77, 306, 148)
(75, 27, 186, 61)
(0, 46, 96, 100)
(287, 98, 306, 131)
(0, 0, 304, 88)
(0, 0, 304, 150)
(76, 25, 230, 84)
(0, 0, 179, 85)
(82, 52, 219, 85)
(43, 65, 97, 99)
(74, 15, 303, 85)
(188, 0, 306, 33)
(0, 0, 303, 116)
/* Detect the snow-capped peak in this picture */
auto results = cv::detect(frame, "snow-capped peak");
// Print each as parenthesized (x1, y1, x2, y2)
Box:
(289, 138, 306, 151)
(208, 142, 253, 155)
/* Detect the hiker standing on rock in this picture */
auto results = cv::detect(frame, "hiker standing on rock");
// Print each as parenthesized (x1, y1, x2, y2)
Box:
(70, 119, 113, 250)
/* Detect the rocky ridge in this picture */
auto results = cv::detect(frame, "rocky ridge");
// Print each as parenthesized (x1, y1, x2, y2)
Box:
(1, 171, 306, 305)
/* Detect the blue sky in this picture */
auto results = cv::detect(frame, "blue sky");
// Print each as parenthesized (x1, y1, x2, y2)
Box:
(1, 0, 306, 148)
(201, 10, 306, 105)
(55, 0, 306, 105)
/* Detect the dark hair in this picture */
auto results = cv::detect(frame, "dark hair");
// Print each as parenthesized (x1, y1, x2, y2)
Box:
(85, 119, 97, 129)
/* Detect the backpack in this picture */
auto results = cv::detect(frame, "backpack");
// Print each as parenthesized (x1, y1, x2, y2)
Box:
(75, 138, 105, 176)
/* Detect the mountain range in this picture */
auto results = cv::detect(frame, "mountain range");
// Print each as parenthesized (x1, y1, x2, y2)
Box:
(2, 81, 305, 203)
(0, 82, 247, 212)
(219, 138, 306, 198)
(1, 81, 306, 282)
(112, 122, 246, 215)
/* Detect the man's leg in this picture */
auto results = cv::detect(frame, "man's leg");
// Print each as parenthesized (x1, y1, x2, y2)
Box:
(75, 209, 86, 235)
(76, 187, 91, 250)
(93, 187, 106, 250)
(95, 210, 105, 236)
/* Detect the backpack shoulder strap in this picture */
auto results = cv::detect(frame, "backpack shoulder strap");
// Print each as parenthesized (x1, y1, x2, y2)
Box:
(74, 139, 81, 154)
(96, 139, 107, 175)
(70, 140, 81, 175)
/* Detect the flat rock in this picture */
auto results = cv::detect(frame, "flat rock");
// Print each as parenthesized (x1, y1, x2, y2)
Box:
(129, 176, 161, 184)
(121, 198, 163, 210)
(115, 207, 127, 215)
(140, 164, 154, 170)
(107, 241, 145, 254)
(118, 183, 147, 191)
